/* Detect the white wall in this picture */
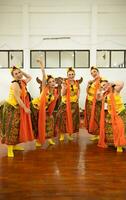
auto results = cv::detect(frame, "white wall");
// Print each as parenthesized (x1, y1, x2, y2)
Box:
(0, 0, 126, 108)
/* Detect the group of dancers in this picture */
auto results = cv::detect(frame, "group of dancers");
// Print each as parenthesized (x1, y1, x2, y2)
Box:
(0, 59, 126, 157)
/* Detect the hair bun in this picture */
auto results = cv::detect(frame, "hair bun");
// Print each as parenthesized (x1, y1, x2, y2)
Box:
(67, 67, 74, 73)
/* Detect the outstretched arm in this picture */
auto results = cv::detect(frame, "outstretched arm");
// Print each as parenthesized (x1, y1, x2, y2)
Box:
(37, 59, 46, 90)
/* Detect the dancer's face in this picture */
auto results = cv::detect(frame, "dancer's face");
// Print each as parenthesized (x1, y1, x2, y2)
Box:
(101, 81, 110, 91)
(67, 70, 75, 81)
(91, 69, 99, 79)
(12, 69, 23, 80)
(48, 78, 56, 88)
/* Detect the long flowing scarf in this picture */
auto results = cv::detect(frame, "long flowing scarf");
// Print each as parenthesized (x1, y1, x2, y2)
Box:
(98, 92, 108, 148)
(38, 87, 58, 144)
(89, 77, 100, 133)
(98, 89, 126, 147)
(19, 80, 34, 142)
(110, 91, 126, 146)
(66, 80, 73, 134)
(84, 97, 88, 129)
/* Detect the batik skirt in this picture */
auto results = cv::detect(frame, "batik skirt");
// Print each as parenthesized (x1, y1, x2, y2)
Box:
(30, 104, 55, 139)
(55, 102, 80, 135)
(105, 109, 126, 146)
(0, 102, 20, 145)
(85, 99, 101, 135)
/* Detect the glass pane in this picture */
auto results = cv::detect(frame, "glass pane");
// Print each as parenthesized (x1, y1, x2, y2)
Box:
(31, 51, 45, 68)
(61, 51, 74, 68)
(111, 51, 124, 68)
(0, 51, 8, 68)
(96, 51, 110, 68)
(46, 51, 59, 68)
(75, 51, 89, 68)
(125, 51, 126, 68)
(9, 51, 23, 68)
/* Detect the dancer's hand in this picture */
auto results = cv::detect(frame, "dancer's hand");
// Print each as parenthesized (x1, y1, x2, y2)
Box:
(24, 107, 31, 114)
(36, 59, 44, 69)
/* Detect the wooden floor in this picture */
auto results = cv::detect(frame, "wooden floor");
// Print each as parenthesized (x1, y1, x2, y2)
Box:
(0, 129, 126, 200)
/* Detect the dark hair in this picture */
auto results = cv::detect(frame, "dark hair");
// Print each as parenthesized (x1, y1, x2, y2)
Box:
(100, 79, 108, 83)
(67, 67, 75, 74)
(91, 66, 99, 72)
(111, 83, 116, 92)
(46, 75, 54, 83)
(11, 66, 20, 76)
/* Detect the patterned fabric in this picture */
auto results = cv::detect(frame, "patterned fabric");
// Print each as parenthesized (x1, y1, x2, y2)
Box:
(30, 102, 39, 138)
(0, 102, 20, 145)
(85, 99, 102, 135)
(105, 109, 126, 146)
(30, 104, 55, 139)
(55, 102, 80, 135)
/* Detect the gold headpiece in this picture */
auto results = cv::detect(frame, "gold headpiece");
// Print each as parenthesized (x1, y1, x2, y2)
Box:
(9, 65, 20, 73)
(90, 66, 99, 72)
(46, 75, 54, 82)
(67, 67, 74, 73)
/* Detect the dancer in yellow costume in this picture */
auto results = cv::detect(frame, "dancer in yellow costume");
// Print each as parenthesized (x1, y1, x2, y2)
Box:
(55, 67, 80, 141)
(0, 66, 34, 157)
(84, 66, 103, 141)
(98, 80, 126, 152)
(31, 59, 59, 146)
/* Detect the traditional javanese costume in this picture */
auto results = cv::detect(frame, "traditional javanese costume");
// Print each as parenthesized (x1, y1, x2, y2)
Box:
(31, 87, 58, 144)
(55, 80, 80, 136)
(98, 89, 126, 148)
(84, 77, 102, 135)
(0, 80, 34, 145)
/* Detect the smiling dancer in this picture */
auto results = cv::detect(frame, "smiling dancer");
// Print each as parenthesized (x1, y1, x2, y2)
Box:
(0, 66, 34, 157)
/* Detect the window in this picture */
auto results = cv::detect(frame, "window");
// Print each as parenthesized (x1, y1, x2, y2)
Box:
(111, 51, 124, 68)
(0, 50, 23, 69)
(75, 51, 89, 68)
(96, 50, 110, 68)
(9, 50, 23, 68)
(30, 50, 90, 68)
(46, 51, 59, 68)
(96, 50, 126, 68)
(0, 51, 8, 68)
(30, 51, 45, 68)
(60, 51, 74, 68)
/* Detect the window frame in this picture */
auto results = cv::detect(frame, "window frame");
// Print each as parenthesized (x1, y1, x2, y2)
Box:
(0, 50, 24, 69)
(97, 50, 126, 68)
(30, 50, 90, 69)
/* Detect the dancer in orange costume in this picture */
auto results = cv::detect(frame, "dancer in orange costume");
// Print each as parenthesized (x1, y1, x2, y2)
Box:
(84, 66, 103, 141)
(98, 80, 126, 152)
(55, 67, 80, 141)
(31, 59, 59, 146)
(0, 66, 34, 157)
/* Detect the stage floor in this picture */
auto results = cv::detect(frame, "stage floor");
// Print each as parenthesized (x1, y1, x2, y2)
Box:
(0, 128, 126, 200)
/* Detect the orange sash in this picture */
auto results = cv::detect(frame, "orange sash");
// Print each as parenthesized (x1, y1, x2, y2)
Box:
(19, 80, 34, 142)
(89, 77, 100, 133)
(98, 89, 126, 147)
(98, 92, 108, 148)
(110, 91, 126, 146)
(38, 87, 58, 144)
(66, 80, 74, 134)
(84, 97, 88, 129)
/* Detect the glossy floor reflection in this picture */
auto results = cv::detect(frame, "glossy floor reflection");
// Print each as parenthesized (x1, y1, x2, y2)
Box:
(0, 129, 126, 200)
